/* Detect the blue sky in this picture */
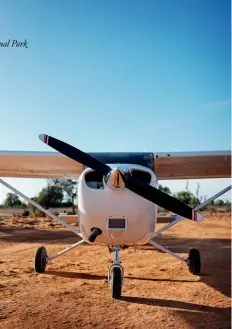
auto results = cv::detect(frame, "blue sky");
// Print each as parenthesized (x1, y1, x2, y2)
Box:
(0, 0, 231, 202)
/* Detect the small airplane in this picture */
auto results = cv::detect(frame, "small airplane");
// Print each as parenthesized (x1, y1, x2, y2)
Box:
(0, 134, 231, 299)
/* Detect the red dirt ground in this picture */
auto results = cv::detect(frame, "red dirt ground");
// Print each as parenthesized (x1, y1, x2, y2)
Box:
(0, 213, 231, 329)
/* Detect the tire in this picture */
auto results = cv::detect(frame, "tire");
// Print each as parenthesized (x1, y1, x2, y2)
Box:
(110, 267, 122, 299)
(34, 246, 47, 273)
(187, 248, 201, 275)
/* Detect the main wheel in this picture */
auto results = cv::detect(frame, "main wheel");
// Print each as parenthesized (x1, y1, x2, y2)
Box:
(187, 248, 201, 275)
(34, 246, 47, 273)
(110, 267, 122, 299)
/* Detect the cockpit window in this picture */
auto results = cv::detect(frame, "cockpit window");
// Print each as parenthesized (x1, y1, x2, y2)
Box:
(130, 169, 151, 184)
(85, 171, 104, 189)
(85, 169, 151, 188)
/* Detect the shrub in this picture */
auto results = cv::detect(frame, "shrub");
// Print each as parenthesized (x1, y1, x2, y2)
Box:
(35, 211, 46, 218)
(22, 210, 30, 217)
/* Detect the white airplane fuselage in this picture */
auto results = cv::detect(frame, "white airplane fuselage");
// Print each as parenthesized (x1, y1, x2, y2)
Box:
(78, 164, 158, 246)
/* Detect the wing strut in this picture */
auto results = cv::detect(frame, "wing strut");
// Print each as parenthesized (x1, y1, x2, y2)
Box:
(147, 184, 231, 268)
(0, 178, 82, 238)
(152, 184, 231, 239)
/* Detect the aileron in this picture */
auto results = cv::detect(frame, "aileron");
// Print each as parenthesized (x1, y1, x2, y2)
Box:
(154, 151, 231, 179)
(0, 151, 83, 178)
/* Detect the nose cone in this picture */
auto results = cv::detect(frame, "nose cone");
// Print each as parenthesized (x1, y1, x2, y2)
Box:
(107, 168, 125, 190)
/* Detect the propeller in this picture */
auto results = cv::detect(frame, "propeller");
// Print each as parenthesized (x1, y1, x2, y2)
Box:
(39, 134, 111, 176)
(39, 134, 203, 222)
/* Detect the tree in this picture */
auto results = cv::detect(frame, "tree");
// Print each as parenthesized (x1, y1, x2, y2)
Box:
(28, 179, 78, 213)
(215, 199, 224, 206)
(3, 193, 25, 208)
(56, 179, 77, 214)
(224, 200, 231, 212)
(172, 191, 192, 206)
(184, 182, 206, 208)
(158, 184, 171, 195)
(35, 184, 63, 208)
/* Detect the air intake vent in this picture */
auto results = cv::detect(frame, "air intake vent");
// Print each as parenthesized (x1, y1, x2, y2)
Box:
(131, 169, 151, 184)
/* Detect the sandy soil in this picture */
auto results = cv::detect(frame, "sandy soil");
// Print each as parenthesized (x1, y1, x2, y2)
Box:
(0, 213, 231, 329)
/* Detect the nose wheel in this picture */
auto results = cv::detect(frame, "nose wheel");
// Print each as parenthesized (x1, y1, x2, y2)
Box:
(108, 246, 124, 299)
(110, 267, 122, 299)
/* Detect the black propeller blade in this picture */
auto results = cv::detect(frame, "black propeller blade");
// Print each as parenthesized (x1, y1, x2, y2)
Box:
(39, 134, 111, 176)
(124, 177, 193, 220)
(39, 134, 199, 221)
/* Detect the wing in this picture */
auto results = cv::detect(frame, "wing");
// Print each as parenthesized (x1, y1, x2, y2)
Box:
(154, 151, 231, 180)
(0, 151, 84, 178)
(0, 149, 230, 180)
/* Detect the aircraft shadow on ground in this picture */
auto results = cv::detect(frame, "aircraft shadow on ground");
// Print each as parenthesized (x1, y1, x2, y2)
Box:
(43, 270, 231, 328)
(120, 295, 229, 313)
(0, 226, 79, 244)
(143, 234, 231, 298)
(120, 296, 231, 329)
(44, 271, 106, 280)
(1, 226, 231, 298)
(44, 270, 196, 283)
